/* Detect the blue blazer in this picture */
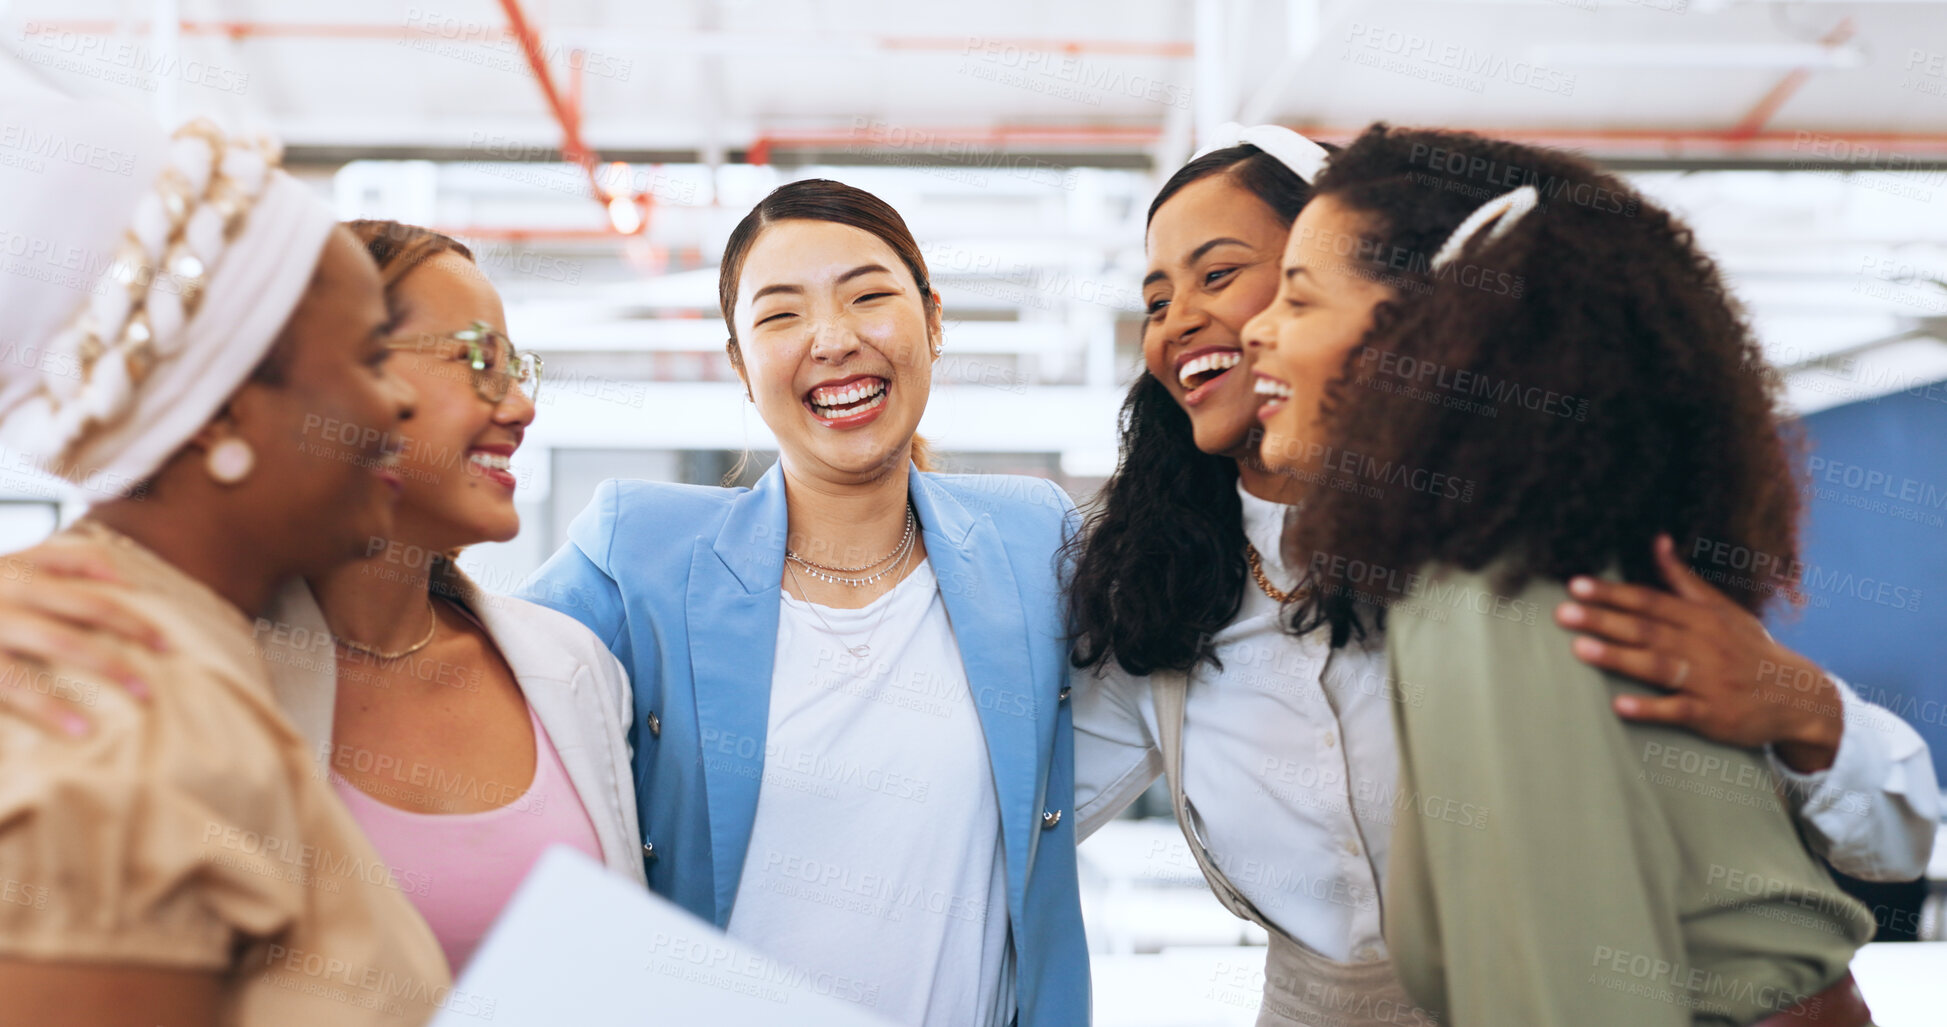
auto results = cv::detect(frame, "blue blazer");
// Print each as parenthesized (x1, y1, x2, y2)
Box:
(519, 463, 1092, 1026)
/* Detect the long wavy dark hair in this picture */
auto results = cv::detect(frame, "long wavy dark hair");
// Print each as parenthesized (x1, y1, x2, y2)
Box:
(1284, 124, 1801, 636)
(1066, 145, 1317, 675)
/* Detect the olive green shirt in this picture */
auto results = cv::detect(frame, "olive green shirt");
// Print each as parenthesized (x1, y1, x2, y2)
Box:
(1383, 565, 1873, 1026)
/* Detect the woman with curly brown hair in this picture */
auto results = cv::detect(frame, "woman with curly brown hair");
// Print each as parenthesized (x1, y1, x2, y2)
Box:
(1248, 123, 1881, 1026)
(1068, 126, 1931, 1026)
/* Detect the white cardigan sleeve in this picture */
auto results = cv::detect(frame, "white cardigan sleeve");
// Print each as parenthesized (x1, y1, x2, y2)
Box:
(1072, 662, 1164, 841)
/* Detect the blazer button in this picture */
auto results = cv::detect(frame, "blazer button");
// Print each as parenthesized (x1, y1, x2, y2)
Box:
(642, 841, 659, 863)
(646, 711, 662, 738)
(1058, 685, 1071, 702)
(1041, 809, 1062, 830)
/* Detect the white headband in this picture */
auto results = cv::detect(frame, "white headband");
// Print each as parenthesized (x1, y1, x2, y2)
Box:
(0, 96, 337, 496)
(1430, 185, 1539, 270)
(1192, 122, 1331, 184)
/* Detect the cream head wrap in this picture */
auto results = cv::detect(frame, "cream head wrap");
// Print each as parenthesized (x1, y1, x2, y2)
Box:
(0, 93, 337, 497)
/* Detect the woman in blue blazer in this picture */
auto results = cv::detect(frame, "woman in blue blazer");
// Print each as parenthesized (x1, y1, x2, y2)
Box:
(519, 180, 1089, 1027)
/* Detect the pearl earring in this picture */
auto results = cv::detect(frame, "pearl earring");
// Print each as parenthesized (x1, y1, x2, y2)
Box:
(205, 437, 255, 484)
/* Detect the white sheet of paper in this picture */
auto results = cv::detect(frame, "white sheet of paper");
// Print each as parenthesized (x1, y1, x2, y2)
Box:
(1851, 941, 1947, 1027)
(428, 846, 899, 1027)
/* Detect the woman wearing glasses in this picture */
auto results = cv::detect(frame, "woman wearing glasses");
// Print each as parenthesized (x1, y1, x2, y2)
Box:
(244, 220, 647, 972)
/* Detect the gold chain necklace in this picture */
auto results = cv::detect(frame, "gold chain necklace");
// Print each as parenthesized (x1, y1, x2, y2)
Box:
(1243, 541, 1301, 604)
(334, 597, 440, 661)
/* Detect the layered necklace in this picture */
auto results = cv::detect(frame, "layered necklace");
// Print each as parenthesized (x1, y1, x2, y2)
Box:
(784, 504, 920, 660)
(786, 505, 917, 587)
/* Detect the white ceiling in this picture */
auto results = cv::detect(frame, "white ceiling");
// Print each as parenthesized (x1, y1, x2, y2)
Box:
(4, 0, 1944, 474)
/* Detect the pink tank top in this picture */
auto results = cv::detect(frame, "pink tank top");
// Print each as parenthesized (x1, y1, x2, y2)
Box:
(331, 703, 604, 970)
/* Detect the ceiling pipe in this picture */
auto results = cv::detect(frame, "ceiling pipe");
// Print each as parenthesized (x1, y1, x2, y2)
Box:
(21, 19, 1192, 57)
(492, 0, 651, 236)
(1729, 17, 1855, 139)
(750, 122, 1947, 160)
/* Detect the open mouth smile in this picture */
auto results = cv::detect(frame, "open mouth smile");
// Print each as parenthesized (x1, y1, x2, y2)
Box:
(1174, 347, 1242, 405)
(804, 374, 890, 428)
(466, 445, 518, 489)
(1253, 373, 1293, 420)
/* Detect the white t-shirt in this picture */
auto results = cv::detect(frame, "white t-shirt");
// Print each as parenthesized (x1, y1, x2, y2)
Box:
(727, 559, 1014, 1027)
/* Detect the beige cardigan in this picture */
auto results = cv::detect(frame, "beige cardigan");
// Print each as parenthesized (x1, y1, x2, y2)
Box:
(256, 568, 648, 888)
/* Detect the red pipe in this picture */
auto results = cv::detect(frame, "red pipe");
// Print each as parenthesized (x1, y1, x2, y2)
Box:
(491, 0, 655, 236)
(495, 0, 589, 170)
(1730, 18, 1855, 140)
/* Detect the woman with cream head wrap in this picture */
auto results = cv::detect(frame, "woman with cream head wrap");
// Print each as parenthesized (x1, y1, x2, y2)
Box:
(0, 94, 450, 1025)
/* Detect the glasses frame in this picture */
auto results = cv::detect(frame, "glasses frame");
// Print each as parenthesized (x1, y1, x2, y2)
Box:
(387, 321, 541, 404)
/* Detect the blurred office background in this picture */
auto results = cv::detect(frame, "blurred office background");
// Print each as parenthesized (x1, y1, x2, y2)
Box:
(4, 1, 1945, 1022)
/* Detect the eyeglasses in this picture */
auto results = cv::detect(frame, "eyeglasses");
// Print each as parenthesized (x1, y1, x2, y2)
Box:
(387, 322, 542, 403)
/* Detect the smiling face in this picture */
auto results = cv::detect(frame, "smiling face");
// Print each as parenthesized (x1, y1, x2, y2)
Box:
(383, 251, 534, 550)
(1243, 197, 1398, 477)
(228, 226, 419, 569)
(731, 219, 938, 482)
(1142, 174, 1293, 458)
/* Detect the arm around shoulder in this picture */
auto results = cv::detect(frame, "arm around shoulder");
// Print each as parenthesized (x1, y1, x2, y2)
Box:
(520, 479, 632, 663)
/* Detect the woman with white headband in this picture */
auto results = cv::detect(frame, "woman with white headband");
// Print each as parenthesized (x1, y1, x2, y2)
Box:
(1065, 123, 1933, 1025)
(1249, 123, 1878, 1025)
(0, 96, 449, 1024)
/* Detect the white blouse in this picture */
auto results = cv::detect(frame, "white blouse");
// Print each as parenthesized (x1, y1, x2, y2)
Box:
(727, 559, 1014, 1027)
(1074, 484, 1398, 961)
(1074, 482, 1940, 961)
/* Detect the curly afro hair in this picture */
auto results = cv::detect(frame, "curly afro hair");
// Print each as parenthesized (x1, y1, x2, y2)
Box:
(1283, 124, 1802, 642)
